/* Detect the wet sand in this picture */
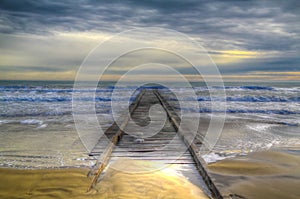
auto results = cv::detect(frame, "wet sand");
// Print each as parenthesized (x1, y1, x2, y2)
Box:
(1, 148, 299, 199)
(207, 148, 300, 199)
(0, 168, 97, 199)
(0, 159, 208, 199)
(96, 159, 209, 199)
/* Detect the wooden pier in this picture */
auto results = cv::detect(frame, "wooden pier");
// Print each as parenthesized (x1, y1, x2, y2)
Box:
(88, 89, 223, 199)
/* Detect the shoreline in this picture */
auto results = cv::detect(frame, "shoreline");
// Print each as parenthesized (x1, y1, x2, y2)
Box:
(0, 159, 209, 199)
(0, 147, 299, 198)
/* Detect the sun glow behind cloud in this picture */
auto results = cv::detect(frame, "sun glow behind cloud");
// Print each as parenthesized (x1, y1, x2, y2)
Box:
(0, 30, 298, 81)
(211, 50, 261, 65)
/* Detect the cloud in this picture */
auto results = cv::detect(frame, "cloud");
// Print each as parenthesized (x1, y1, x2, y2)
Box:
(0, 0, 299, 80)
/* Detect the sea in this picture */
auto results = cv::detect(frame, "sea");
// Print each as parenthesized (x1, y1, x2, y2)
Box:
(0, 80, 299, 168)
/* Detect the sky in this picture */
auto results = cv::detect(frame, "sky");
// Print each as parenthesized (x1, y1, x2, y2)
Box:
(0, 0, 299, 81)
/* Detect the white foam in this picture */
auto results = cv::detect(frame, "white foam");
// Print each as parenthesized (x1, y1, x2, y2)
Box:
(76, 157, 96, 167)
(0, 120, 11, 125)
(76, 157, 86, 161)
(20, 119, 43, 125)
(246, 123, 274, 132)
(37, 123, 48, 129)
(134, 138, 145, 143)
(202, 152, 236, 164)
(265, 139, 281, 149)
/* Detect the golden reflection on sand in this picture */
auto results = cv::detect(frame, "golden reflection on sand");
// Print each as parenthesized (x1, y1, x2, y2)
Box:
(95, 159, 209, 199)
(0, 159, 208, 199)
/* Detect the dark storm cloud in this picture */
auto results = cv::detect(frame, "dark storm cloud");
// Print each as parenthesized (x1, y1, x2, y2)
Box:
(219, 57, 300, 74)
(0, 0, 298, 34)
(0, 0, 299, 75)
(0, 0, 128, 34)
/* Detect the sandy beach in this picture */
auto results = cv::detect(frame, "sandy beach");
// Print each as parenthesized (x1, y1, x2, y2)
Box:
(1, 148, 299, 198)
(0, 81, 299, 198)
(207, 148, 300, 199)
(0, 168, 95, 199)
(0, 159, 209, 199)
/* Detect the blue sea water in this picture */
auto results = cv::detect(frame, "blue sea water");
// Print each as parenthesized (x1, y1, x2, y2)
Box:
(0, 81, 299, 119)
(0, 80, 299, 167)
(161, 82, 300, 125)
(162, 81, 300, 163)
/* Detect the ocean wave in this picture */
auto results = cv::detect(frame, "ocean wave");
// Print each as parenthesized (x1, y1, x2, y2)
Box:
(226, 96, 300, 102)
(0, 111, 72, 117)
(194, 85, 300, 91)
(193, 85, 276, 91)
(2, 85, 299, 93)
(168, 96, 300, 102)
(0, 96, 137, 102)
(0, 120, 13, 125)
(36, 123, 48, 129)
(239, 85, 274, 90)
(20, 119, 43, 125)
(0, 86, 140, 93)
(225, 109, 300, 115)
(178, 107, 300, 115)
(246, 123, 275, 132)
(0, 88, 114, 93)
(0, 97, 72, 102)
(0, 108, 114, 117)
(202, 152, 236, 163)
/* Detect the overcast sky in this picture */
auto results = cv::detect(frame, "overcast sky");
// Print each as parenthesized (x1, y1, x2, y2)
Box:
(0, 0, 299, 81)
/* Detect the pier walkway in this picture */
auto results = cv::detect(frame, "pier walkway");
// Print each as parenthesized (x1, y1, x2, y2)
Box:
(88, 89, 223, 199)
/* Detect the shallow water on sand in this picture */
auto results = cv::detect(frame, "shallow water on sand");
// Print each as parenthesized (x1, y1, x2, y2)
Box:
(0, 119, 97, 168)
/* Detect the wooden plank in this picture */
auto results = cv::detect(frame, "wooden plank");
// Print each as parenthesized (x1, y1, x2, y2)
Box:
(109, 157, 196, 164)
(110, 153, 192, 158)
(154, 90, 223, 199)
(87, 90, 145, 192)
